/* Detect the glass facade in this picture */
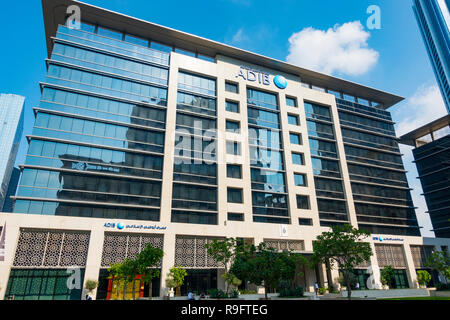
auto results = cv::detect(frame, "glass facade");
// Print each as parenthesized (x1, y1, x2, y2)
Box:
(5, 269, 85, 300)
(247, 88, 290, 224)
(0, 94, 24, 211)
(413, 0, 450, 114)
(413, 135, 450, 237)
(336, 98, 420, 236)
(14, 24, 170, 220)
(172, 71, 218, 225)
(305, 101, 349, 227)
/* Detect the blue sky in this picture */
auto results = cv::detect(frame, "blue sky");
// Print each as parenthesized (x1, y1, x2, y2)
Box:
(1, 0, 447, 236)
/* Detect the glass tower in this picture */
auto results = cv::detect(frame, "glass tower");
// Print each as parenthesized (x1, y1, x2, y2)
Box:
(0, 94, 24, 211)
(413, 0, 450, 114)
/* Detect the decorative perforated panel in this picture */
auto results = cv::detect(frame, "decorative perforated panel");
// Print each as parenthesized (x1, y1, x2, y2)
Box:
(263, 239, 305, 252)
(13, 228, 90, 267)
(100, 232, 164, 267)
(410, 245, 434, 268)
(174, 235, 224, 268)
(375, 244, 406, 268)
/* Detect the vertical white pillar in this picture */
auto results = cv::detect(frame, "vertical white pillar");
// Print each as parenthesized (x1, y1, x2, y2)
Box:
(160, 232, 176, 297)
(82, 226, 105, 300)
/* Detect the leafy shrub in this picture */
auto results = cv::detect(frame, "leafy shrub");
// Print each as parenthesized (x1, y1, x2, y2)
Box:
(239, 289, 257, 294)
(436, 283, 450, 291)
(416, 270, 431, 287)
(228, 289, 239, 298)
(208, 289, 227, 299)
(318, 287, 327, 295)
(278, 286, 304, 297)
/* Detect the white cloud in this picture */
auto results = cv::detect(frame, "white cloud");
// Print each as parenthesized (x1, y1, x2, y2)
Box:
(394, 84, 447, 137)
(286, 21, 379, 76)
(231, 28, 246, 44)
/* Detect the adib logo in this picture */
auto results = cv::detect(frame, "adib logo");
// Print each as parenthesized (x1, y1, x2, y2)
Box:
(273, 75, 287, 89)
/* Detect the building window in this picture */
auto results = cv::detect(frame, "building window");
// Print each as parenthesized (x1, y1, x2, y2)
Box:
(197, 54, 215, 63)
(80, 22, 96, 33)
(225, 100, 240, 113)
(225, 81, 239, 93)
(150, 41, 172, 53)
(228, 213, 244, 221)
(290, 133, 302, 145)
(226, 120, 240, 133)
(97, 27, 123, 40)
(286, 97, 297, 108)
(228, 188, 243, 203)
(294, 173, 307, 186)
(288, 114, 299, 126)
(297, 195, 310, 209)
(292, 152, 305, 165)
(226, 141, 241, 155)
(299, 218, 313, 226)
(227, 164, 242, 179)
(343, 93, 356, 102)
(124, 34, 149, 47)
(327, 90, 341, 99)
(175, 48, 196, 57)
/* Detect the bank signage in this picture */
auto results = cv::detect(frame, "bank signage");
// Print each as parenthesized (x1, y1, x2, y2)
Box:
(372, 236, 403, 242)
(236, 66, 287, 89)
(104, 222, 167, 231)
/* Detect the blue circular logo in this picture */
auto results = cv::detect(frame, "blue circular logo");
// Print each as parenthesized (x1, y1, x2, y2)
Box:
(117, 222, 125, 230)
(273, 75, 287, 89)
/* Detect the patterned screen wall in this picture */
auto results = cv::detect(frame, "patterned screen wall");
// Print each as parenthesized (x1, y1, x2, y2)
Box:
(101, 232, 164, 267)
(263, 239, 305, 252)
(410, 245, 435, 268)
(13, 228, 90, 267)
(175, 235, 225, 268)
(375, 244, 407, 268)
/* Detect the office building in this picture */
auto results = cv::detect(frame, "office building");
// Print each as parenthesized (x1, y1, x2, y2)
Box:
(0, 94, 24, 212)
(400, 115, 450, 238)
(0, 0, 449, 300)
(413, 0, 450, 114)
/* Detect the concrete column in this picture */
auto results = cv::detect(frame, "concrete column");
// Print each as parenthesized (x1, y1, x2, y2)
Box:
(403, 243, 418, 288)
(82, 227, 105, 300)
(160, 232, 176, 297)
(368, 242, 382, 289)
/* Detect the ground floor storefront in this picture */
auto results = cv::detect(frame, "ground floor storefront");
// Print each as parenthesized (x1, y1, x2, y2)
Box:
(1, 213, 449, 300)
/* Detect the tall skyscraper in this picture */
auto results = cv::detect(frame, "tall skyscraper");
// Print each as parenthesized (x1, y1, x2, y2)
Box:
(0, 94, 24, 211)
(413, 0, 450, 114)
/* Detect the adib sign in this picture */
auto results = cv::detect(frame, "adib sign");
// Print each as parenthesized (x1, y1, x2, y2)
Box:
(236, 66, 287, 89)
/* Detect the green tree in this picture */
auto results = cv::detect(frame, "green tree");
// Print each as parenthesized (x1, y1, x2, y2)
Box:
(231, 242, 299, 299)
(120, 258, 139, 300)
(167, 266, 187, 296)
(136, 244, 164, 299)
(311, 224, 372, 300)
(205, 238, 238, 295)
(426, 250, 450, 282)
(107, 262, 123, 299)
(380, 265, 395, 288)
(416, 270, 432, 287)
